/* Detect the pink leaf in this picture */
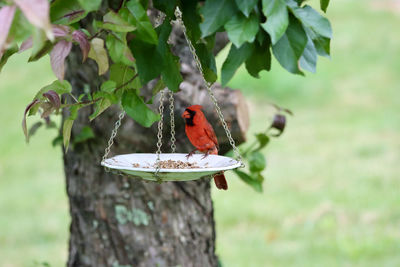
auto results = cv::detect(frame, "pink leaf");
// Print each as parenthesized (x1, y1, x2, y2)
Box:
(14, 0, 54, 41)
(19, 37, 33, 52)
(0, 5, 16, 55)
(53, 25, 70, 38)
(72, 30, 90, 62)
(22, 98, 40, 142)
(50, 40, 72, 80)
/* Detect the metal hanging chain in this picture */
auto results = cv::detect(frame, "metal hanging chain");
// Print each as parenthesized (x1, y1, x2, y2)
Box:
(154, 89, 166, 181)
(169, 90, 177, 153)
(102, 111, 126, 163)
(174, 7, 244, 167)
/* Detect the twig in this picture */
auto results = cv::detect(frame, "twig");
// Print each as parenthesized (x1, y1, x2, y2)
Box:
(89, 29, 106, 41)
(114, 73, 139, 92)
(69, 93, 79, 103)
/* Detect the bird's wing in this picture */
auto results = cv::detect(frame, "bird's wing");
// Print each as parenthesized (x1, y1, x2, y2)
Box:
(204, 122, 219, 150)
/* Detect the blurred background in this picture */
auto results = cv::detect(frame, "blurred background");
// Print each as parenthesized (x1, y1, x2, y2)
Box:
(1, 0, 399, 266)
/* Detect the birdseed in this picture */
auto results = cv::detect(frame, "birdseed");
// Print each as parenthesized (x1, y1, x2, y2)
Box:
(131, 160, 200, 169)
(155, 160, 200, 169)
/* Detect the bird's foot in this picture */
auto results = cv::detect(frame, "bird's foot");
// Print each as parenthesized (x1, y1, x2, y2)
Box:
(201, 151, 210, 159)
(185, 150, 196, 159)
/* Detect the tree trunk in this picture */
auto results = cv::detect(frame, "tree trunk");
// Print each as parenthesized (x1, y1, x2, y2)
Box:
(63, 5, 248, 267)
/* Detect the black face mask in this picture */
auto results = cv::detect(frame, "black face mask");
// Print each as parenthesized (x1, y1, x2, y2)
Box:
(184, 109, 196, 126)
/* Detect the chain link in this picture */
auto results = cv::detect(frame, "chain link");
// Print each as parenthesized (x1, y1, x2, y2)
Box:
(101, 111, 126, 174)
(169, 91, 176, 153)
(174, 7, 244, 167)
(154, 89, 166, 182)
(102, 111, 126, 162)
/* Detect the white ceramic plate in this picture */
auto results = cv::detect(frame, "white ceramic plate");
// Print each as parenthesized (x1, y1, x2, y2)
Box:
(101, 153, 241, 181)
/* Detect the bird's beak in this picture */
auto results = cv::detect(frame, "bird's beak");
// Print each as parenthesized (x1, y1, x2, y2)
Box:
(182, 110, 190, 119)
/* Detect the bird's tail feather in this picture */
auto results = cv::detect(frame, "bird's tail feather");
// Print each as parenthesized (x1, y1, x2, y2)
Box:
(213, 172, 228, 190)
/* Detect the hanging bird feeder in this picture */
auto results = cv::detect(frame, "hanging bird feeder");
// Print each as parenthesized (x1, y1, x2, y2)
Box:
(101, 8, 244, 182)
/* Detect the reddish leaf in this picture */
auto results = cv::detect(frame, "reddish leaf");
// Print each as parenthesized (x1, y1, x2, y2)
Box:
(0, 5, 16, 56)
(22, 99, 40, 142)
(43, 90, 61, 109)
(72, 30, 90, 62)
(50, 40, 72, 80)
(14, 0, 54, 41)
(53, 25, 70, 38)
(19, 37, 33, 52)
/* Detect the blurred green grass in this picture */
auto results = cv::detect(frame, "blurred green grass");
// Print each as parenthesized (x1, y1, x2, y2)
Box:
(1, 0, 400, 266)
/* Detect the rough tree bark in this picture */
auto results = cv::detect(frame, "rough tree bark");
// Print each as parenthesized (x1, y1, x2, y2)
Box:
(63, 4, 249, 267)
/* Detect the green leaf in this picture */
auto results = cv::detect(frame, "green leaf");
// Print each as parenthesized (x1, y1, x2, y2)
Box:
(234, 170, 263, 193)
(122, 90, 160, 127)
(73, 126, 95, 144)
(304, 27, 330, 58)
(221, 43, 253, 86)
(225, 13, 259, 48)
(77, 0, 101, 12)
(272, 15, 307, 75)
(249, 151, 266, 172)
(89, 98, 112, 121)
(235, 0, 258, 17)
(106, 33, 135, 66)
(109, 63, 139, 90)
(299, 36, 317, 73)
(88, 37, 109, 75)
(261, 0, 289, 45)
(289, 4, 332, 39)
(126, 0, 158, 44)
(320, 0, 330, 13)
(0, 45, 18, 72)
(153, 0, 177, 17)
(180, 1, 201, 42)
(129, 39, 163, 85)
(151, 79, 165, 96)
(8, 9, 32, 43)
(287, 1, 332, 58)
(200, 0, 237, 38)
(50, 0, 87, 25)
(255, 133, 270, 150)
(100, 80, 116, 93)
(101, 11, 137, 32)
(157, 21, 182, 92)
(63, 119, 74, 151)
(194, 43, 217, 83)
(245, 38, 271, 78)
(68, 105, 80, 120)
(29, 28, 53, 62)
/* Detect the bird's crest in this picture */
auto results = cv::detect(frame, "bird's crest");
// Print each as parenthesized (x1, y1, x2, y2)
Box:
(186, 105, 203, 111)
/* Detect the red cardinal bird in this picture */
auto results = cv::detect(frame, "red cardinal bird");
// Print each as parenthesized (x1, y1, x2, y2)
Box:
(182, 105, 228, 190)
